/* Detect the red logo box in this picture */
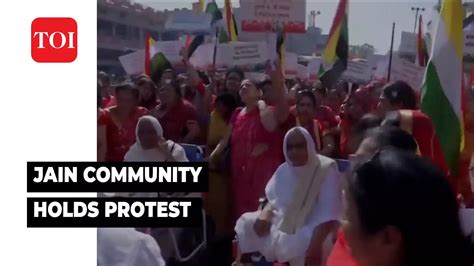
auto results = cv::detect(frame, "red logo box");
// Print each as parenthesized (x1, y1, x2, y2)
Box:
(31, 17, 77, 63)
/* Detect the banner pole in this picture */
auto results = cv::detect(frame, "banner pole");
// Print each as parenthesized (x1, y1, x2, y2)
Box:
(387, 22, 395, 82)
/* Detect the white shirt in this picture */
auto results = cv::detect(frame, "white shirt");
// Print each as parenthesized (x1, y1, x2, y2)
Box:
(98, 228, 166, 266)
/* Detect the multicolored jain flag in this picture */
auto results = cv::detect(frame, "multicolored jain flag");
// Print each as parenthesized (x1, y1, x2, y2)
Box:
(224, 0, 238, 42)
(421, 0, 465, 175)
(319, 0, 349, 88)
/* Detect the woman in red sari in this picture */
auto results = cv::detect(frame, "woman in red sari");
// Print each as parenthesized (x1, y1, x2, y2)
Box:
(338, 89, 373, 159)
(98, 81, 107, 162)
(104, 82, 148, 161)
(210, 62, 289, 223)
(135, 75, 159, 110)
(289, 90, 337, 157)
(152, 78, 200, 144)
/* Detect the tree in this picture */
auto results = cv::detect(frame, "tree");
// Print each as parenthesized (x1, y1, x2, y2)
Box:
(349, 43, 375, 59)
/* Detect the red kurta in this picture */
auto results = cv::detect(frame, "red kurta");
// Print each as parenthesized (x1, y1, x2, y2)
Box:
(326, 230, 361, 266)
(104, 107, 148, 162)
(230, 107, 285, 223)
(154, 99, 199, 143)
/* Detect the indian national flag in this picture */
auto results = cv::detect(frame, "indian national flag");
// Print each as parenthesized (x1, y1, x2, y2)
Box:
(205, 0, 223, 24)
(421, 0, 464, 175)
(224, 0, 238, 42)
(319, 0, 349, 88)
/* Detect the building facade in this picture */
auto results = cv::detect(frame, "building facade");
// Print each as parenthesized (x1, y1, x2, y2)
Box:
(97, 0, 189, 77)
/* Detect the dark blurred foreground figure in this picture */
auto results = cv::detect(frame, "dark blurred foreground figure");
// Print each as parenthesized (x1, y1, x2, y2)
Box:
(342, 148, 473, 266)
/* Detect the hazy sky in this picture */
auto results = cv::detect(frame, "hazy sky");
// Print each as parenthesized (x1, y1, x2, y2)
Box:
(135, 0, 439, 53)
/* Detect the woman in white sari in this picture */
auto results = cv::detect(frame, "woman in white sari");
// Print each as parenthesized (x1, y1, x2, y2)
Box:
(124, 115, 188, 162)
(235, 127, 342, 266)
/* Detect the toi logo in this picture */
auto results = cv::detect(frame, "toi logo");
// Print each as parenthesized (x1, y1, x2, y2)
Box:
(31, 17, 77, 63)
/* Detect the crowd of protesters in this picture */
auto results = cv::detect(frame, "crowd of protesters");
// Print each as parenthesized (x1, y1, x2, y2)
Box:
(97, 49, 474, 266)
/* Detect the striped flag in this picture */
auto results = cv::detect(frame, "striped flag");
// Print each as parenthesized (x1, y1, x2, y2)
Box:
(205, 0, 223, 24)
(320, 0, 349, 88)
(421, 0, 465, 175)
(198, 0, 206, 14)
(224, 0, 238, 42)
(417, 15, 429, 67)
(144, 33, 156, 76)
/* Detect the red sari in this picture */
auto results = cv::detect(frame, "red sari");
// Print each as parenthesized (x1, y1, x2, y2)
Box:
(230, 107, 285, 222)
(105, 107, 148, 162)
(326, 230, 361, 266)
(154, 99, 199, 143)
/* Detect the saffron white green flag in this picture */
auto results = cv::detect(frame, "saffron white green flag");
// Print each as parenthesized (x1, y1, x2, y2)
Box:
(421, 0, 464, 175)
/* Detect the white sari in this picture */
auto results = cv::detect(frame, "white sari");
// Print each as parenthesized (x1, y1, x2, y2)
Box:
(235, 127, 342, 266)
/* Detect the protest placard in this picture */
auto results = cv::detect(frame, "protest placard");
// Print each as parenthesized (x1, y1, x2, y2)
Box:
(165, 10, 212, 34)
(341, 60, 371, 83)
(374, 57, 425, 90)
(118, 50, 145, 76)
(217, 42, 269, 70)
(189, 43, 214, 71)
(155, 41, 185, 64)
(307, 58, 322, 81)
(284, 52, 298, 78)
(240, 0, 306, 33)
(297, 64, 308, 80)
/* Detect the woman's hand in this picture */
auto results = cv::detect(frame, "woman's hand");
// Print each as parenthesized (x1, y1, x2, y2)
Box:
(253, 209, 273, 237)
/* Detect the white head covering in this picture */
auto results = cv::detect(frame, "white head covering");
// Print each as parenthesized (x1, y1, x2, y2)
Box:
(135, 115, 163, 148)
(266, 127, 329, 234)
(123, 115, 188, 163)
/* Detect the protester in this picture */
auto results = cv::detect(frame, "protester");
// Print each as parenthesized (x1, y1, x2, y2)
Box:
(338, 89, 373, 158)
(259, 79, 274, 105)
(97, 81, 107, 162)
(104, 82, 148, 161)
(124, 115, 188, 162)
(210, 62, 289, 223)
(378, 81, 449, 176)
(206, 93, 238, 234)
(326, 126, 418, 266)
(98, 71, 116, 108)
(135, 75, 159, 110)
(97, 228, 166, 266)
(152, 78, 200, 144)
(342, 148, 473, 266)
(347, 113, 383, 156)
(313, 85, 340, 135)
(291, 90, 336, 157)
(223, 67, 245, 106)
(235, 127, 341, 266)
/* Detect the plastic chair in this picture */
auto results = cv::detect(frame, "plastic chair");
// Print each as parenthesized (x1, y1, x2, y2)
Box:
(335, 159, 351, 173)
(159, 192, 208, 263)
(181, 144, 205, 162)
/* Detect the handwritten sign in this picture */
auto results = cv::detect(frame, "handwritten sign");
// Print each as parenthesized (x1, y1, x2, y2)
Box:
(374, 57, 425, 91)
(189, 43, 214, 71)
(284, 52, 298, 78)
(217, 42, 269, 69)
(240, 0, 306, 33)
(119, 50, 145, 76)
(342, 60, 371, 83)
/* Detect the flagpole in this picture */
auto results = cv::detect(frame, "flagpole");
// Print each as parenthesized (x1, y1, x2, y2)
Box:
(387, 22, 395, 82)
(212, 26, 219, 68)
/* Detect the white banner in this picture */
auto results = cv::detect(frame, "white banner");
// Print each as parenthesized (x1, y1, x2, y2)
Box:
(375, 57, 425, 91)
(297, 64, 308, 80)
(284, 52, 298, 78)
(342, 60, 372, 83)
(165, 10, 212, 34)
(118, 50, 145, 76)
(307, 58, 322, 81)
(240, 0, 306, 33)
(155, 41, 185, 64)
(217, 42, 269, 69)
(189, 43, 214, 71)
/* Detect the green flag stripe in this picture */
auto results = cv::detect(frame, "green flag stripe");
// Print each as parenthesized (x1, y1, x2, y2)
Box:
(421, 62, 461, 174)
